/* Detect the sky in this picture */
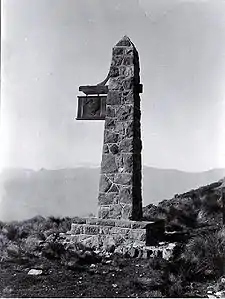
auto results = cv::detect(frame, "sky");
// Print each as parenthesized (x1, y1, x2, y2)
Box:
(1, 0, 225, 172)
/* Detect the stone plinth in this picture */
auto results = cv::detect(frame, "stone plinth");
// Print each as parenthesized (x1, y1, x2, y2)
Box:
(62, 217, 165, 250)
(98, 36, 142, 221)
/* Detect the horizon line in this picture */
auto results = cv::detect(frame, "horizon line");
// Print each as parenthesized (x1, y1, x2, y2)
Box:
(1, 165, 225, 174)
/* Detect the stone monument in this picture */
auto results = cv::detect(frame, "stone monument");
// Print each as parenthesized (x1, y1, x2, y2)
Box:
(64, 36, 164, 251)
(98, 35, 142, 221)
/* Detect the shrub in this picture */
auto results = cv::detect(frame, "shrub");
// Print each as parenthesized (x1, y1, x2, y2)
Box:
(4, 225, 20, 241)
(148, 256, 168, 271)
(179, 228, 225, 280)
(48, 216, 62, 226)
(41, 240, 65, 260)
(0, 221, 4, 230)
(201, 191, 221, 213)
(165, 274, 184, 298)
(166, 205, 198, 229)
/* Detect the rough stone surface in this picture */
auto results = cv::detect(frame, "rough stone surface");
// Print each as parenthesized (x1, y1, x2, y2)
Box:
(98, 192, 118, 205)
(101, 154, 118, 174)
(98, 207, 110, 219)
(65, 223, 153, 248)
(119, 187, 132, 204)
(114, 173, 132, 185)
(99, 175, 112, 193)
(65, 216, 166, 254)
(98, 36, 142, 220)
(62, 227, 174, 260)
(70, 224, 84, 234)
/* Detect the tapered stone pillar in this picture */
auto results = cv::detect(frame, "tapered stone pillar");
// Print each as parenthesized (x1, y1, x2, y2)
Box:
(98, 36, 142, 221)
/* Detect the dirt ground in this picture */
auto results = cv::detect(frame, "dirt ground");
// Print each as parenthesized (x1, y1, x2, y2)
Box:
(0, 254, 209, 298)
(0, 257, 152, 298)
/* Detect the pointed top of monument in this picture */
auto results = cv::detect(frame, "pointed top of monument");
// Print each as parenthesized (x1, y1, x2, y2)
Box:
(116, 35, 133, 47)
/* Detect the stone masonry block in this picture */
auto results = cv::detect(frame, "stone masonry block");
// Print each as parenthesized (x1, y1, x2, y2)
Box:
(111, 55, 123, 67)
(70, 224, 84, 234)
(107, 91, 122, 105)
(119, 66, 127, 77)
(71, 217, 87, 224)
(104, 130, 119, 144)
(84, 225, 100, 235)
(122, 78, 134, 90)
(99, 175, 112, 193)
(119, 187, 132, 204)
(112, 47, 125, 56)
(117, 105, 134, 122)
(101, 154, 118, 174)
(119, 138, 133, 153)
(111, 227, 130, 235)
(105, 118, 116, 131)
(79, 235, 101, 249)
(119, 65, 134, 78)
(108, 184, 119, 193)
(124, 66, 134, 77)
(110, 77, 123, 91)
(110, 66, 119, 77)
(114, 220, 132, 228)
(69, 235, 80, 243)
(98, 206, 110, 219)
(77, 234, 94, 242)
(86, 218, 98, 225)
(116, 37, 132, 46)
(97, 219, 116, 226)
(128, 229, 146, 241)
(114, 121, 126, 135)
(122, 55, 134, 66)
(115, 154, 133, 173)
(109, 204, 123, 219)
(114, 173, 132, 185)
(122, 204, 132, 219)
(103, 144, 109, 153)
(122, 92, 134, 105)
(106, 105, 116, 117)
(98, 193, 118, 205)
(123, 154, 133, 173)
(99, 226, 113, 235)
(125, 47, 134, 56)
(109, 144, 119, 154)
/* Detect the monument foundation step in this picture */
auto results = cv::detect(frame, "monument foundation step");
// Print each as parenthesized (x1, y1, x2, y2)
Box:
(63, 217, 165, 248)
(71, 217, 155, 229)
(70, 224, 146, 241)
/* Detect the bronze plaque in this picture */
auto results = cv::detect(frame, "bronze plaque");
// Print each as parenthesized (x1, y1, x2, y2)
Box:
(76, 96, 106, 120)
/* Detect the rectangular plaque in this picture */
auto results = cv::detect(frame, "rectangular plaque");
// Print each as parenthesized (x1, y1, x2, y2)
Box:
(76, 96, 106, 120)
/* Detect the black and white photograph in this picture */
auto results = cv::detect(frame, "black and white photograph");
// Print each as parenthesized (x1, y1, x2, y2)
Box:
(1, 0, 225, 297)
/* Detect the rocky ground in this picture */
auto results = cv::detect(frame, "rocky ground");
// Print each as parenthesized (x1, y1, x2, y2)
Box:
(0, 251, 212, 298)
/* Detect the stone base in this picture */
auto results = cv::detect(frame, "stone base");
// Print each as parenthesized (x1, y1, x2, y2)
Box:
(61, 217, 165, 251)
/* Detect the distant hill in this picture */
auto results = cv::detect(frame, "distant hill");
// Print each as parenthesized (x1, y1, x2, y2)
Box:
(0, 167, 224, 221)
